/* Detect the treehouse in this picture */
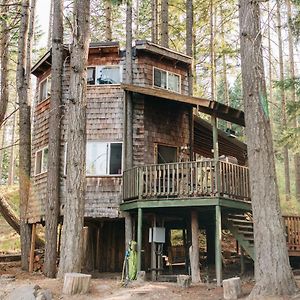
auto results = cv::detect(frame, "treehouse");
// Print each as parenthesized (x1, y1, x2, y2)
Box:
(28, 40, 300, 284)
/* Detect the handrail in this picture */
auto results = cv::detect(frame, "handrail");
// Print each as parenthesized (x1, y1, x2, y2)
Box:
(123, 159, 251, 202)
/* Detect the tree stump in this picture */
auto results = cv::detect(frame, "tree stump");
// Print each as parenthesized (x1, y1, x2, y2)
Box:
(62, 273, 91, 295)
(223, 277, 242, 300)
(177, 275, 191, 288)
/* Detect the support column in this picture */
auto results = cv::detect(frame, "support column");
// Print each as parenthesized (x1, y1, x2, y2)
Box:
(190, 210, 201, 283)
(137, 208, 143, 272)
(29, 223, 36, 273)
(215, 205, 222, 286)
(151, 214, 157, 281)
(125, 212, 132, 250)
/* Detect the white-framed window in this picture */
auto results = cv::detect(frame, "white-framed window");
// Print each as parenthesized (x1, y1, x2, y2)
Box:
(87, 65, 122, 85)
(39, 76, 51, 102)
(153, 67, 180, 93)
(86, 141, 122, 176)
(35, 146, 48, 175)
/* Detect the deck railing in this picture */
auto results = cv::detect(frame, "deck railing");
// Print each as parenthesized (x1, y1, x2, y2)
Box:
(284, 216, 300, 254)
(123, 159, 251, 202)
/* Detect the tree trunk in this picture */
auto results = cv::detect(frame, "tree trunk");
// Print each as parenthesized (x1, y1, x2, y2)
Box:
(58, 0, 90, 278)
(220, 5, 230, 127)
(161, 0, 169, 48)
(286, 0, 300, 202)
(190, 211, 201, 283)
(0, 195, 44, 248)
(104, 0, 112, 41)
(186, 0, 193, 96)
(125, 0, 133, 170)
(44, 0, 63, 278)
(7, 113, 16, 185)
(47, 0, 54, 49)
(0, 0, 9, 127)
(16, 0, 35, 271)
(210, 0, 216, 100)
(151, 0, 158, 43)
(276, 0, 291, 201)
(239, 0, 297, 297)
(0, 126, 6, 181)
(267, 1, 274, 128)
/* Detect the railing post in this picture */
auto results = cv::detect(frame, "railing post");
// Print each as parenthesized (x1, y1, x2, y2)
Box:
(138, 167, 143, 200)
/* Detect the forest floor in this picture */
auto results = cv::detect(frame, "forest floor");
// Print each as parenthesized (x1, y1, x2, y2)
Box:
(0, 263, 255, 300)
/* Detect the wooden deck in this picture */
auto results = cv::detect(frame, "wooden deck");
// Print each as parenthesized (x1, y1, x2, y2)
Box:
(123, 159, 250, 204)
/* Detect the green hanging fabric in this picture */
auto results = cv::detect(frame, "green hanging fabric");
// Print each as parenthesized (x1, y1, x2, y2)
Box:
(128, 240, 137, 280)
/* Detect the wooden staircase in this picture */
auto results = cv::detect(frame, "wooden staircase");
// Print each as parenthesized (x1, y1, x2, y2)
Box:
(225, 213, 255, 260)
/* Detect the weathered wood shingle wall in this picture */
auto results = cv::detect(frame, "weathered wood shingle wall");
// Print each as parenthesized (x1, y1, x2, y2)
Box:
(27, 46, 191, 223)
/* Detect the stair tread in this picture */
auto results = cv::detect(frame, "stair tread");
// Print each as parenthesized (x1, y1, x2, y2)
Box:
(228, 218, 253, 224)
(238, 230, 254, 235)
(233, 224, 253, 228)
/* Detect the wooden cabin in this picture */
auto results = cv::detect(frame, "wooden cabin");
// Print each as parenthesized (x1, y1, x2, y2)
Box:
(28, 40, 300, 284)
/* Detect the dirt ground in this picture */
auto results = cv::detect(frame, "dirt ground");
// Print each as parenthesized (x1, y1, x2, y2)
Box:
(3, 263, 300, 299)
(0, 262, 254, 300)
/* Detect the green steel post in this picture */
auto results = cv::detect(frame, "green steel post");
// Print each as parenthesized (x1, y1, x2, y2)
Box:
(137, 207, 143, 271)
(215, 205, 222, 286)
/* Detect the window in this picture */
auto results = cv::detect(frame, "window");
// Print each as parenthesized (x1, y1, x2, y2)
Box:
(35, 147, 48, 175)
(39, 77, 51, 102)
(157, 145, 177, 164)
(86, 142, 122, 176)
(153, 68, 180, 93)
(87, 65, 121, 85)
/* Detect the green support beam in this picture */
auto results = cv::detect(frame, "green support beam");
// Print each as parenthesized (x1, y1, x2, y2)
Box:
(215, 205, 222, 286)
(120, 197, 252, 212)
(137, 207, 143, 272)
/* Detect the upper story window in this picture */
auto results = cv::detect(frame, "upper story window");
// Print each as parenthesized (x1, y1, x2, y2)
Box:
(153, 67, 180, 93)
(35, 146, 48, 175)
(39, 76, 51, 102)
(86, 141, 122, 176)
(87, 65, 121, 85)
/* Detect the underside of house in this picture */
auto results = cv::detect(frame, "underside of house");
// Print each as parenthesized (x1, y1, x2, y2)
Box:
(28, 40, 300, 284)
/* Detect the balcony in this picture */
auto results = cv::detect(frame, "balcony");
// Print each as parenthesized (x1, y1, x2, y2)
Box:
(123, 159, 251, 208)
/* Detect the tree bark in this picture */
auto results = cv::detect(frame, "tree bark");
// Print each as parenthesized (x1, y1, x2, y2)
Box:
(239, 0, 298, 297)
(47, 0, 54, 49)
(286, 0, 300, 202)
(161, 0, 169, 48)
(186, 0, 193, 96)
(276, 0, 291, 201)
(7, 113, 16, 185)
(0, 0, 9, 127)
(220, 5, 230, 127)
(151, 0, 158, 43)
(210, 0, 216, 100)
(16, 0, 35, 271)
(58, 0, 90, 278)
(125, 0, 133, 170)
(190, 210, 201, 283)
(0, 126, 6, 181)
(44, 0, 64, 278)
(104, 0, 112, 41)
(267, 1, 274, 128)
